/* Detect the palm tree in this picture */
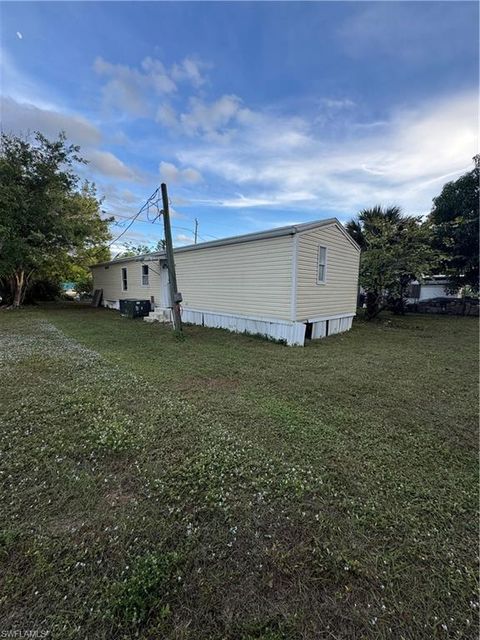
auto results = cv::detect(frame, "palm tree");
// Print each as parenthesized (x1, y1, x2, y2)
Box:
(346, 205, 403, 249)
(346, 206, 404, 319)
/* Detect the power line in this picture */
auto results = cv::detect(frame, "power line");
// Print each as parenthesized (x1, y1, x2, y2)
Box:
(111, 213, 150, 227)
(111, 195, 160, 227)
(170, 226, 219, 243)
(171, 225, 196, 235)
(107, 188, 159, 248)
(198, 232, 220, 241)
(107, 193, 221, 248)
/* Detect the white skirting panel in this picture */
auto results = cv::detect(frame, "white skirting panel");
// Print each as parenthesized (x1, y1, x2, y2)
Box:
(311, 320, 327, 339)
(310, 315, 354, 340)
(103, 299, 120, 310)
(151, 307, 307, 346)
(181, 309, 203, 326)
(328, 316, 353, 335)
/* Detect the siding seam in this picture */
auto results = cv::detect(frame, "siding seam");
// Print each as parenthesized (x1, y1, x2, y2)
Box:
(290, 234, 298, 321)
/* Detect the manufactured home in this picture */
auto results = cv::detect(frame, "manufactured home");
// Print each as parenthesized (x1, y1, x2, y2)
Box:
(91, 218, 360, 346)
(406, 275, 461, 303)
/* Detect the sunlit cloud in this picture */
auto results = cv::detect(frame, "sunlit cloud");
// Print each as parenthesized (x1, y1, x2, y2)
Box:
(159, 161, 202, 184)
(177, 91, 477, 216)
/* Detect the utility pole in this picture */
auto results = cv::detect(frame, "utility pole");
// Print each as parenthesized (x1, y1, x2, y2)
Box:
(160, 183, 182, 333)
(194, 218, 198, 244)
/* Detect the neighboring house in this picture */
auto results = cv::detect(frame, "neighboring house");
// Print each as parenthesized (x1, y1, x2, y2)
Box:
(91, 218, 360, 346)
(406, 275, 461, 303)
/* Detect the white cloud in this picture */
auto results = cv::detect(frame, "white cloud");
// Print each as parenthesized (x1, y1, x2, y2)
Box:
(174, 233, 194, 246)
(0, 96, 101, 146)
(0, 96, 144, 185)
(0, 49, 59, 110)
(159, 161, 202, 184)
(178, 91, 477, 216)
(180, 95, 244, 137)
(94, 56, 176, 117)
(196, 191, 316, 209)
(16, 32, 23, 40)
(99, 183, 140, 217)
(88, 150, 138, 181)
(167, 207, 187, 220)
(320, 98, 356, 109)
(171, 57, 208, 88)
(141, 57, 177, 94)
(159, 95, 312, 152)
(94, 55, 210, 118)
(156, 103, 178, 128)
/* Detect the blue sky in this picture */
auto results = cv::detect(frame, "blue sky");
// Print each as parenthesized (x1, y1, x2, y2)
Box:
(1, 1, 478, 250)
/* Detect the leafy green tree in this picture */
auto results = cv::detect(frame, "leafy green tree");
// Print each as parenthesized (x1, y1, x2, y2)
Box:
(429, 160, 479, 293)
(119, 239, 166, 257)
(0, 131, 111, 306)
(346, 206, 438, 319)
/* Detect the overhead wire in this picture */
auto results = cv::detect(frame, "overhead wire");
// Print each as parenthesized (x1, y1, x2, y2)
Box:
(197, 233, 220, 241)
(107, 188, 159, 248)
(107, 188, 220, 250)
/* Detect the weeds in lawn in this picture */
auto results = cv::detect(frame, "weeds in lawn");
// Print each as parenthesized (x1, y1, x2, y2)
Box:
(88, 411, 141, 453)
(106, 551, 181, 625)
(0, 306, 477, 639)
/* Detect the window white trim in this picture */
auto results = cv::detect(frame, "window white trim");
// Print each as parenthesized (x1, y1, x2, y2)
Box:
(141, 264, 149, 286)
(121, 267, 128, 291)
(317, 245, 327, 284)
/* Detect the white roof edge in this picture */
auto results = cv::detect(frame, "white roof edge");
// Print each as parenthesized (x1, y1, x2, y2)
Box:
(91, 217, 358, 268)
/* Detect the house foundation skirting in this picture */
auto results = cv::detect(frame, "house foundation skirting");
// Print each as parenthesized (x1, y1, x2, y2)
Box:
(310, 315, 354, 338)
(145, 307, 355, 346)
(146, 307, 306, 346)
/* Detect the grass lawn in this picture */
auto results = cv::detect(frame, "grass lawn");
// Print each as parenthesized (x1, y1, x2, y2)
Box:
(0, 304, 478, 639)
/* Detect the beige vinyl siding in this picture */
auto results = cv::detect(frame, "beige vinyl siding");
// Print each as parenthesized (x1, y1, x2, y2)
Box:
(175, 236, 293, 320)
(91, 259, 161, 302)
(295, 223, 360, 320)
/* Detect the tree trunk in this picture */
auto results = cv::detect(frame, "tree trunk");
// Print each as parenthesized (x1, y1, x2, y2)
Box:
(391, 297, 406, 315)
(12, 270, 25, 308)
(365, 290, 383, 320)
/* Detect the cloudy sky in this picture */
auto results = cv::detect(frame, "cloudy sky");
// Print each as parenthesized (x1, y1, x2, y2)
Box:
(1, 1, 478, 249)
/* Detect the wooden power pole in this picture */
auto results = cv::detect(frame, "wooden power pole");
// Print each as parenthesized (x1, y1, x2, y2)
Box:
(194, 218, 199, 244)
(160, 183, 182, 333)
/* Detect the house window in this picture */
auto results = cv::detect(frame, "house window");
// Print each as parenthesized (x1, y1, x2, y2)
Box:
(317, 246, 327, 283)
(121, 267, 128, 291)
(141, 265, 149, 286)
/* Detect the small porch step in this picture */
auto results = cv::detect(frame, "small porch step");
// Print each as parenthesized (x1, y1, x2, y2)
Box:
(144, 308, 172, 323)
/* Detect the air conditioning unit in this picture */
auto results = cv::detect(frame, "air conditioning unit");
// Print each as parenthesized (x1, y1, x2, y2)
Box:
(119, 299, 151, 319)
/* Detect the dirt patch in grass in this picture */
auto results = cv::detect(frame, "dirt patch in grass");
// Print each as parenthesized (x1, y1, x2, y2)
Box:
(104, 489, 137, 508)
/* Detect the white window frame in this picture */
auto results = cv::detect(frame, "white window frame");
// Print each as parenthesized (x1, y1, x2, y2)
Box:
(141, 264, 149, 286)
(317, 245, 327, 284)
(121, 267, 128, 291)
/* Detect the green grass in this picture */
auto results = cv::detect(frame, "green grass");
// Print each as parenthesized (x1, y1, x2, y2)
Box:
(0, 303, 478, 639)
